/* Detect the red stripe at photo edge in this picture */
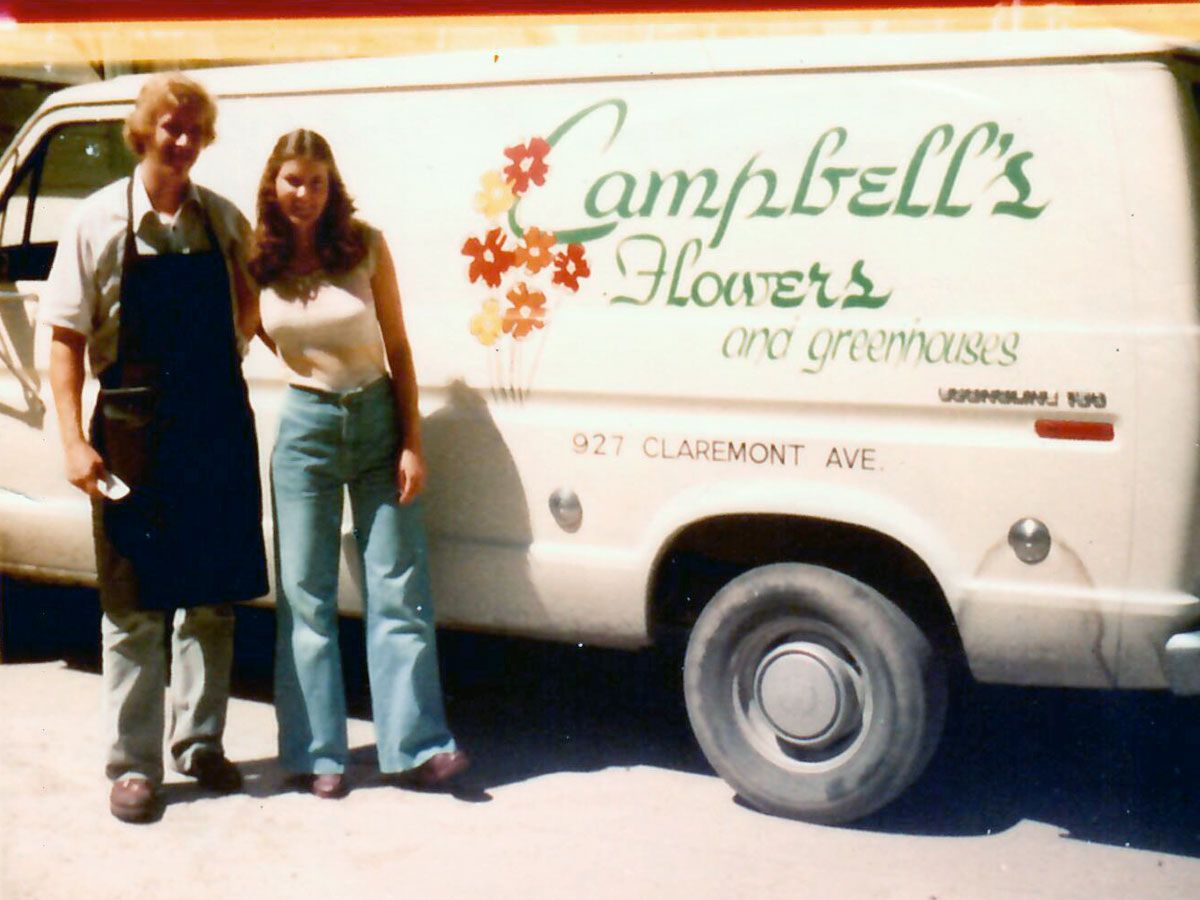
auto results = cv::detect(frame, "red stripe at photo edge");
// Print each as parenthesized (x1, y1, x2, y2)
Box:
(1035, 420, 1116, 442)
(1, 0, 1190, 25)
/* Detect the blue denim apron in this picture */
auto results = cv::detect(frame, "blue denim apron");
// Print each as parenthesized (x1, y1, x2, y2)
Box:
(93, 177, 268, 610)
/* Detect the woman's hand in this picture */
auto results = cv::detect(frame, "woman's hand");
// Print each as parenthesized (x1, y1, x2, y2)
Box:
(397, 447, 426, 504)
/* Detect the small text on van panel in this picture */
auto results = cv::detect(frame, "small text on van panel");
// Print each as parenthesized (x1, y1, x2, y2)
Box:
(574, 432, 880, 471)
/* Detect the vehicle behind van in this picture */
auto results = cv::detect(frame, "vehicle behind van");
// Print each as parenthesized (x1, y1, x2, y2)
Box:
(2, 28, 1198, 824)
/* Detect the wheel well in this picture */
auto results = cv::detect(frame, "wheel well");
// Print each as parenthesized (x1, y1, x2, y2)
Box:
(649, 514, 963, 662)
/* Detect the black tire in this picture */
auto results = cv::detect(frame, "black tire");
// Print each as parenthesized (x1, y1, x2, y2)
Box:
(683, 562, 946, 824)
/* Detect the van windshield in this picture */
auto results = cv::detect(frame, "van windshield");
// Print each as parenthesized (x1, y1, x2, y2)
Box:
(1, 79, 66, 156)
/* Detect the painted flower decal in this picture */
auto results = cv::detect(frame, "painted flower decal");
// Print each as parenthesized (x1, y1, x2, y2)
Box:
(461, 227, 516, 288)
(552, 243, 590, 292)
(503, 137, 550, 195)
(502, 283, 547, 339)
(515, 226, 557, 275)
(474, 170, 516, 218)
(469, 298, 503, 346)
(462, 130, 593, 397)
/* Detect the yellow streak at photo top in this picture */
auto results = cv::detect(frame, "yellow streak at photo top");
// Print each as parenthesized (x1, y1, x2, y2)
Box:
(0, 4, 1198, 65)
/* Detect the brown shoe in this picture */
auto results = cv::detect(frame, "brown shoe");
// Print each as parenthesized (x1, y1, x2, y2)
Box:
(310, 773, 348, 799)
(109, 777, 157, 823)
(182, 751, 243, 793)
(404, 751, 470, 789)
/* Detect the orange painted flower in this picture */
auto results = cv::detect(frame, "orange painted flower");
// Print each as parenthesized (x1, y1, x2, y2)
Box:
(474, 170, 516, 218)
(503, 137, 550, 195)
(469, 298, 503, 346)
(515, 226, 557, 274)
(462, 227, 516, 288)
(552, 243, 590, 292)
(502, 283, 547, 339)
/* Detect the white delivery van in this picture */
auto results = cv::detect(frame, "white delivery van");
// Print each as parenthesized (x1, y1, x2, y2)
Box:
(1, 28, 1199, 824)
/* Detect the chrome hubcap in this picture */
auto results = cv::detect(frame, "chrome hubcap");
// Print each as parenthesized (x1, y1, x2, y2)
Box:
(753, 641, 862, 750)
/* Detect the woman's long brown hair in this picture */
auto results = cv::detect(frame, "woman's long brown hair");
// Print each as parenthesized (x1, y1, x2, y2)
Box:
(247, 129, 368, 286)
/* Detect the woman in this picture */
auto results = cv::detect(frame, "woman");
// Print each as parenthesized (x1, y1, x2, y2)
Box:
(249, 129, 467, 799)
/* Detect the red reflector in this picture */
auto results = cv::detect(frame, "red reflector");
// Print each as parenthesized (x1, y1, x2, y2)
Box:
(1035, 419, 1114, 442)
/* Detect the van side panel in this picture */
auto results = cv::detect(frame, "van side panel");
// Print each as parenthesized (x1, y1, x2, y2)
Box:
(1109, 65, 1200, 687)
(202, 64, 1141, 669)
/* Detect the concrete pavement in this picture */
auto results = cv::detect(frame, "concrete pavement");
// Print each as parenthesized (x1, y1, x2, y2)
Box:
(3, 658, 1199, 900)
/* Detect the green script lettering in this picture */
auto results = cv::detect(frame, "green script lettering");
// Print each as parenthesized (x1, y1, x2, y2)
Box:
(667, 238, 703, 306)
(771, 271, 806, 308)
(638, 169, 722, 218)
(612, 234, 667, 305)
(513, 98, 628, 244)
(935, 122, 999, 217)
(991, 152, 1048, 219)
(585, 171, 638, 219)
(792, 127, 848, 215)
(809, 263, 840, 308)
(895, 125, 953, 217)
(848, 166, 896, 216)
(841, 260, 892, 309)
(710, 154, 787, 249)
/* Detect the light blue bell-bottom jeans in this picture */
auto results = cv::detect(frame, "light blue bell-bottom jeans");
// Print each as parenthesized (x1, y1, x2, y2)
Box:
(271, 377, 457, 775)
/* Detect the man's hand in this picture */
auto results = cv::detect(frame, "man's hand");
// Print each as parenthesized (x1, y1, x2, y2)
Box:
(64, 439, 106, 499)
(49, 327, 105, 499)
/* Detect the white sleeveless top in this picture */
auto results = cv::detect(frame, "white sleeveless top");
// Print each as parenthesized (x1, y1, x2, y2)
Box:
(259, 227, 387, 393)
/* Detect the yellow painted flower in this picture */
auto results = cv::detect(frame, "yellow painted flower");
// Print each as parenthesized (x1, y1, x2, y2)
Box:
(470, 298, 503, 346)
(474, 170, 516, 218)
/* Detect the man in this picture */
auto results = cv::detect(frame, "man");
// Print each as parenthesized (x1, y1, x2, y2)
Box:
(42, 72, 268, 824)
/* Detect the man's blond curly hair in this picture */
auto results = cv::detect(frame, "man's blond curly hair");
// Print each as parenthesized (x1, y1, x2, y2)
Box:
(123, 72, 217, 157)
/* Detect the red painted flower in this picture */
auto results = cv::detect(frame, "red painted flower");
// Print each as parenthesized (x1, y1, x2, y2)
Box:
(515, 226, 557, 274)
(502, 283, 547, 339)
(503, 137, 550, 195)
(552, 243, 590, 292)
(461, 227, 516, 288)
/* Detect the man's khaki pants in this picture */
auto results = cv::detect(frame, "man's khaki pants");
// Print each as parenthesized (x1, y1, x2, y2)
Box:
(95, 501, 235, 784)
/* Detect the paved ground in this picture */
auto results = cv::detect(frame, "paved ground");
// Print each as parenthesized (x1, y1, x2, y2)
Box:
(1, 594, 1199, 899)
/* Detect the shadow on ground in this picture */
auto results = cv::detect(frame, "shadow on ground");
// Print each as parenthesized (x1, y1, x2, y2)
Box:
(863, 679, 1200, 857)
(3, 578, 1197, 855)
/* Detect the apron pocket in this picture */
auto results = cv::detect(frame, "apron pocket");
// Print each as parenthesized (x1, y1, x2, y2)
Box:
(96, 385, 159, 489)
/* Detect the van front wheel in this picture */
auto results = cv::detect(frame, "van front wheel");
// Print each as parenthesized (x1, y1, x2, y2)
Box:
(683, 563, 946, 824)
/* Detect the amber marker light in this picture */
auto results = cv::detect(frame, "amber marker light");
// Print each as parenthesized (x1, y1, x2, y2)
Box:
(1034, 419, 1115, 442)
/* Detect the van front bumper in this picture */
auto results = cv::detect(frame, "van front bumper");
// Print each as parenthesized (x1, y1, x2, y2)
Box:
(1165, 630, 1200, 694)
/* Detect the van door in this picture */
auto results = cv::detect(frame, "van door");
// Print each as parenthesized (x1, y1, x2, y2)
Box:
(0, 113, 134, 580)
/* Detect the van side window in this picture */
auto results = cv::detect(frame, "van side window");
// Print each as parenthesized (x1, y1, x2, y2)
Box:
(0, 120, 134, 281)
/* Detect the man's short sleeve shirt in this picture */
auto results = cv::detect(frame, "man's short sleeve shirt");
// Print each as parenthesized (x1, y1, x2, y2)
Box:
(39, 172, 251, 376)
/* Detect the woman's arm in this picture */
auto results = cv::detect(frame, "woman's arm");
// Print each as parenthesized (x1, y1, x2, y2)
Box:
(255, 321, 277, 355)
(371, 233, 426, 504)
(229, 236, 261, 351)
